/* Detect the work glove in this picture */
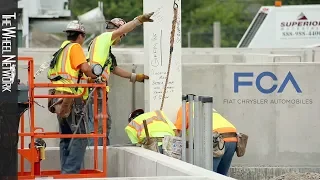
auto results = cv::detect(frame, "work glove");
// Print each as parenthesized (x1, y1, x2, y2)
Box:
(135, 12, 154, 23)
(136, 74, 149, 83)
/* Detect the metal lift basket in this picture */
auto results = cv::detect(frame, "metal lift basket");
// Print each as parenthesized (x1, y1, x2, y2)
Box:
(18, 57, 108, 179)
(18, 82, 30, 117)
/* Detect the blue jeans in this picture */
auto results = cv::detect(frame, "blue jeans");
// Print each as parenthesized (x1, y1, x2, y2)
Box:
(87, 100, 111, 146)
(213, 142, 237, 176)
(58, 106, 87, 174)
(158, 145, 163, 154)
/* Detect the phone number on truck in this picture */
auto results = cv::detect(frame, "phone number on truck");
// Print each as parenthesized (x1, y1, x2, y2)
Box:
(282, 31, 320, 36)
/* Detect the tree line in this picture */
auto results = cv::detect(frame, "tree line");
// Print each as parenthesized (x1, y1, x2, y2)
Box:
(70, 0, 320, 47)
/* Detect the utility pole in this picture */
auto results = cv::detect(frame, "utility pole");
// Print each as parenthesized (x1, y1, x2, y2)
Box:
(98, 1, 104, 34)
(187, 31, 191, 47)
(213, 21, 221, 48)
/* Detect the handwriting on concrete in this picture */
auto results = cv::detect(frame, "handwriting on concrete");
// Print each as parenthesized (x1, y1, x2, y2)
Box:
(152, 6, 164, 23)
(151, 32, 162, 67)
(151, 70, 175, 101)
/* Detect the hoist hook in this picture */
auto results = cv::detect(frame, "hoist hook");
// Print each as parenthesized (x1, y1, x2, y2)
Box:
(173, 0, 178, 9)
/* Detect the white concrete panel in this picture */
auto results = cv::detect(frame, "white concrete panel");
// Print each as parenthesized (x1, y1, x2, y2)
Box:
(18, 147, 235, 179)
(18, 47, 320, 64)
(314, 48, 320, 62)
(120, 147, 236, 180)
(156, 163, 187, 176)
(182, 63, 320, 167)
(123, 150, 157, 177)
(143, 0, 182, 122)
(54, 177, 216, 180)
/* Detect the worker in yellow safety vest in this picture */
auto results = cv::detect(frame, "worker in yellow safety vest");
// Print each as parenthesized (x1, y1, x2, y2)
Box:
(174, 95, 237, 176)
(47, 20, 102, 174)
(86, 12, 154, 146)
(125, 109, 177, 154)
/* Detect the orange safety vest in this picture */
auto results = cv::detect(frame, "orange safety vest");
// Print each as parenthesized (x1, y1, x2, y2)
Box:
(47, 40, 88, 99)
(175, 103, 237, 142)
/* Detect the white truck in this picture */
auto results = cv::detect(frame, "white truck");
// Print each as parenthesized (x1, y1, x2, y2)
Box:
(237, 4, 320, 48)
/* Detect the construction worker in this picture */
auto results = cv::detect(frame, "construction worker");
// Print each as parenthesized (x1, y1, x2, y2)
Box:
(86, 12, 154, 145)
(125, 109, 177, 154)
(47, 20, 102, 174)
(174, 95, 237, 176)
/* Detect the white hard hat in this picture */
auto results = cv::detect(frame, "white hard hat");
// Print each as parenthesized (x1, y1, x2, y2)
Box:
(64, 20, 85, 33)
(106, 18, 126, 29)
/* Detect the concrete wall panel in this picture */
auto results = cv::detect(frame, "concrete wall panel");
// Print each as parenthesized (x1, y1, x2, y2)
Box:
(18, 147, 234, 180)
(19, 47, 320, 64)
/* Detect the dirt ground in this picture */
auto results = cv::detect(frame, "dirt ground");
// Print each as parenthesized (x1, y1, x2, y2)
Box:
(270, 172, 320, 180)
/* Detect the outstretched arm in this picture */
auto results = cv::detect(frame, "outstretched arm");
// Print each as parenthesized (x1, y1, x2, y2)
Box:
(111, 12, 154, 41)
(112, 66, 131, 78)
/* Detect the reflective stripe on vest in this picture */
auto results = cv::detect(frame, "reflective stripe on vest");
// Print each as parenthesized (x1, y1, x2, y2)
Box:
(87, 35, 111, 82)
(127, 110, 168, 140)
(49, 43, 87, 84)
(87, 33, 114, 93)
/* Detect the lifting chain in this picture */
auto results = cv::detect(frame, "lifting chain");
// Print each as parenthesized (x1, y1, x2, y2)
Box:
(160, 0, 179, 110)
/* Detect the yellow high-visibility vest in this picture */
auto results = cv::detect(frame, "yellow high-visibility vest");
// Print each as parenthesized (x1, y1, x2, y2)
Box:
(47, 40, 88, 100)
(125, 110, 176, 145)
(87, 32, 115, 92)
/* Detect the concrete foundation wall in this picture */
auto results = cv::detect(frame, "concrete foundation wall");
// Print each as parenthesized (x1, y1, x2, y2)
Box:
(53, 177, 227, 180)
(18, 47, 320, 64)
(19, 147, 235, 180)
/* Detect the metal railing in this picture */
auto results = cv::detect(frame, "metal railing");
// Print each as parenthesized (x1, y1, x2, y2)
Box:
(181, 94, 213, 171)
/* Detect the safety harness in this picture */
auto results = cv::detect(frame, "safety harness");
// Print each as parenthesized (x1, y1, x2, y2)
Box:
(87, 40, 113, 73)
(87, 39, 114, 90)
(49, 42, 83, 92)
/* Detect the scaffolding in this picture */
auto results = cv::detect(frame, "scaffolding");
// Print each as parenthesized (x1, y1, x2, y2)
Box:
(18, 56, 108, 179)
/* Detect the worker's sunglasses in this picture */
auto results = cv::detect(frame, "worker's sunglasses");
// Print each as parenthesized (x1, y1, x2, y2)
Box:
(81, 33, 86, 38)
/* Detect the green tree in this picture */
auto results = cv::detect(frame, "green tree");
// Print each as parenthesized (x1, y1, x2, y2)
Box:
(188, 0, 252, 47)
(259, 0, 320, 5)
(69, 0, 253, 47)
(70, 0, 142, 19)
(70, 0, 143, 46)
(70, 0, 320, 47)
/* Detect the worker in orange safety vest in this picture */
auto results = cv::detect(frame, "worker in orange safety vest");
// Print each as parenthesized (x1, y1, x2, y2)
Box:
(47, 20, 101, 174)
(174, 94, 237, 176)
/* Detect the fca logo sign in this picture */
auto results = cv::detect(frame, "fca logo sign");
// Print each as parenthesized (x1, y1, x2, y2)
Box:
(234, 71, 302, 94)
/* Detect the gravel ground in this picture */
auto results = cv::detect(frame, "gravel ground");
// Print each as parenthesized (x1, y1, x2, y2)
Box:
(270, 172, 320, 180)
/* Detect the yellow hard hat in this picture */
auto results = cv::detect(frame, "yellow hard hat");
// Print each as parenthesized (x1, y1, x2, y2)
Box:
(64, 20, 85, 33)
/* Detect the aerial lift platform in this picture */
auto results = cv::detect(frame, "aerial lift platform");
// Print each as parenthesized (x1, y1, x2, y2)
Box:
(18, 56, 108, 179)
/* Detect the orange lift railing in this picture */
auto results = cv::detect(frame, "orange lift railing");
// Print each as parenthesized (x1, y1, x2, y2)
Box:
(18, 57, 108, 179)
